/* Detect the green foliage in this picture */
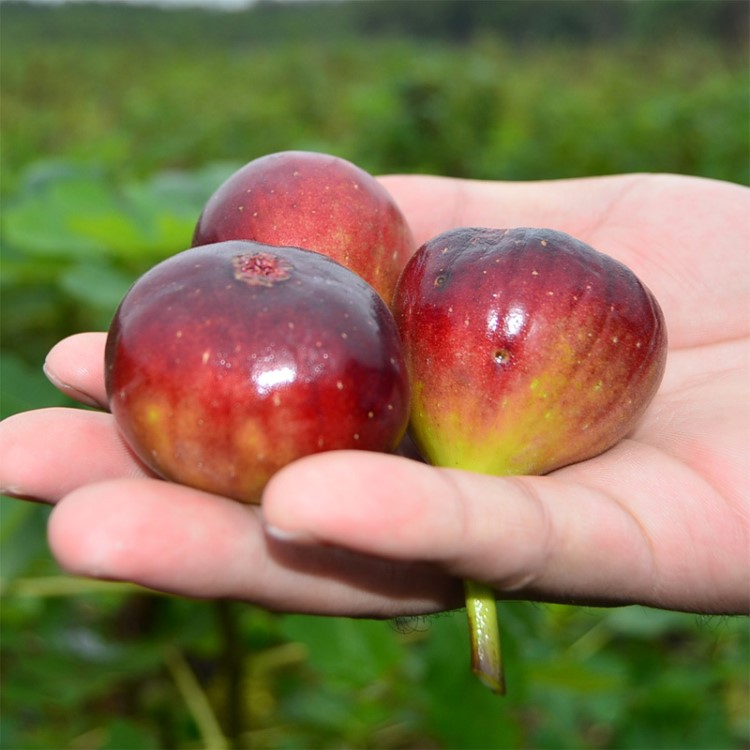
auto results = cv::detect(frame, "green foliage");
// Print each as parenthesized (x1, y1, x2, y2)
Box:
(1, 2, 748, 749)
(1, 161, 235, 367)
(1, 2, 748, 190)
(2, 588, 747, 749)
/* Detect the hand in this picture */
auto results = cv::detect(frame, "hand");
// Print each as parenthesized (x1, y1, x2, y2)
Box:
(2, 173, 748, 616)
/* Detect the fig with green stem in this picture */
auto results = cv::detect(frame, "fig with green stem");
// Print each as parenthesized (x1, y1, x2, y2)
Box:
(393, 227, 668, 693)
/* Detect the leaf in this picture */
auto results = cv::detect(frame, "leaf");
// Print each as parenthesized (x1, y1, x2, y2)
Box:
(3, 162, 133, 259)
(0, 498, 52, 585)
(280, 615, 403, 690)
(0, 351, 67, 419)
(99, 718, 162, 750)
(1, 160, 230, 267)
(604, 606, 698, 638)
(59, 261, 133, 314)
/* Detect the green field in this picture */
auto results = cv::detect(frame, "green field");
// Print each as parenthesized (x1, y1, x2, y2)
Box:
(1, 2, 748, 749)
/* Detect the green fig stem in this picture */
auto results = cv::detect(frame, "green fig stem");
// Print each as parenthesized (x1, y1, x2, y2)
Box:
(464, 578, 505, 695)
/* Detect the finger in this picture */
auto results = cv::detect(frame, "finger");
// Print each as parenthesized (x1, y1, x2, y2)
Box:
(263, 451, 635, 600)
(44, 332, 108, 409)
(48, 477, 460, 617)
(0, 408, 149, 502)
(263, 449, 747, 614)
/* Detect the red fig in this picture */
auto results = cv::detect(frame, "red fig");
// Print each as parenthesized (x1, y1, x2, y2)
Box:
(192, 151, 415, 303)
(106, 240, 410, 504)
(393, 226, 668, 693)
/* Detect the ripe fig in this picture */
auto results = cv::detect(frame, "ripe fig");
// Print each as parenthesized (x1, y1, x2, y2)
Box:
(394, 227, 667, 475)
(192, 151, 415, 304)
(393, 226, 668, 694)
(105, 240, 410, 504)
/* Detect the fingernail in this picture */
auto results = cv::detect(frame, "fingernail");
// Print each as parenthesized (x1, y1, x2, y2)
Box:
(1, 485, 24, 498)
(1, 486, 46, 503)
(264, 524, 317, 545)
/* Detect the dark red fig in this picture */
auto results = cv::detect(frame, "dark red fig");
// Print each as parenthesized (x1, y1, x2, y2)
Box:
(393, 226, 668, 695)
(105, 240, 409, 504)
(192, 151, 415, 304)
(393, 227, 667, 476)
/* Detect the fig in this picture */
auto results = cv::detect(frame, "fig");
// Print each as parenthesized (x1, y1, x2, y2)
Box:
(393, 227, 668, 693)
(192, 150, 415, 304)
(105, 240, 410, 504)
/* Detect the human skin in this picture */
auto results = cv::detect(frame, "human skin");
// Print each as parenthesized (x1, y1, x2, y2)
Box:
(1, 172, 748, 617)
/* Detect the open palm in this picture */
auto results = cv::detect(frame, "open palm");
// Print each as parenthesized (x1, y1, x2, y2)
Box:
(2, 172, 747, 616)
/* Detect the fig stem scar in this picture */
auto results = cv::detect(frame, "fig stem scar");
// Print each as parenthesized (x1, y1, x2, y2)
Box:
(464, 578, 505, 695)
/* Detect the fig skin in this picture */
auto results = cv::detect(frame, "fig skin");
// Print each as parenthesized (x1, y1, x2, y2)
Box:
(192, 150, 415, 304)
(105, 240, 410, 504)
(392, 227, 668, 476)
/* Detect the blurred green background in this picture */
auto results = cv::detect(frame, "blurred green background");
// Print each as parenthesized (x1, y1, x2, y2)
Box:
(1, 1, 748, 748)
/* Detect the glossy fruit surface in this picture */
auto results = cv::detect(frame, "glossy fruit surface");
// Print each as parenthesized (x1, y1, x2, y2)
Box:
(192, 150, 415, 303)
(393, 227, 667, 476)
(105, 240, 409, 503)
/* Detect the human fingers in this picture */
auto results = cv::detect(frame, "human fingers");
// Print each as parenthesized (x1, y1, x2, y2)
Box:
(263, 449, 748, 615)
(0, 408, 149, 502)
(263, 450, 649, 604)
(48, 476, 460, 617)
(44, 332, 109, 409)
